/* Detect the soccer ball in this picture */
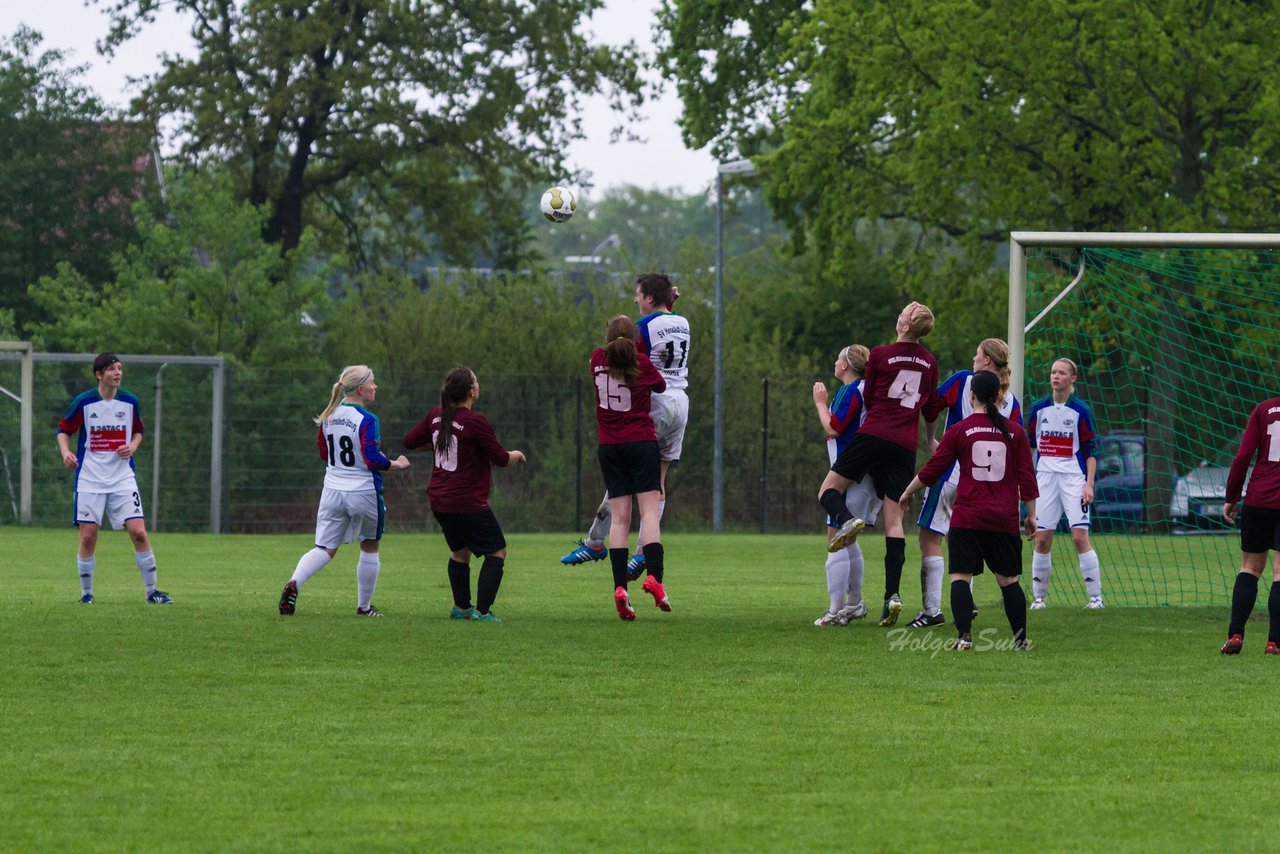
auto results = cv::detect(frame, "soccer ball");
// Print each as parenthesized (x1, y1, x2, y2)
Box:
(540, 186, 576, 223)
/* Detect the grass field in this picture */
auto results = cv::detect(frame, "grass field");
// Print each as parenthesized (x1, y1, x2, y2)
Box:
(2, 528, 1277, 852)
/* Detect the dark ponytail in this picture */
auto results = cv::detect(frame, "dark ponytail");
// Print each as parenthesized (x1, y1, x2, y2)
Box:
(971, 370, 1012, 442)
(435, 366, 475, 456)
(604, 315, 639, 384)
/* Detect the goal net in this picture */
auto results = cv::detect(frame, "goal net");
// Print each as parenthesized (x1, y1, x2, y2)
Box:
(1009, 233, 1280, 607)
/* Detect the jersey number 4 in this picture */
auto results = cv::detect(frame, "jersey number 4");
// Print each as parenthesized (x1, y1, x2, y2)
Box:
(887, 369, 922, 409)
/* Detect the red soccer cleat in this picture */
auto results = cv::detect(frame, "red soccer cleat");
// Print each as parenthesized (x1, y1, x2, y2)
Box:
(614, 586, 636, 621)
(641, 575, 672, 612)
(1265, 641, 1280, 656)
(1221, 634, 1243, 655)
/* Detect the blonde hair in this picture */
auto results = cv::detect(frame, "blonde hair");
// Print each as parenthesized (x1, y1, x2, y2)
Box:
(1051, 357, 1078, 395)
(315, 364, 373, 425)
(978, 338, 1012, 407)
(841, 344, 870, 377)
(904, 302, 935, 339)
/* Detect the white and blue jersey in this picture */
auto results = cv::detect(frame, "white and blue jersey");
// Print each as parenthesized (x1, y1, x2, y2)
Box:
(637, 311, 690, 391)
(826, 379, 867, 464)
(57, 389, 144, 493)
(1026, 394, 1098, 474)
(317, 403, 394, 493)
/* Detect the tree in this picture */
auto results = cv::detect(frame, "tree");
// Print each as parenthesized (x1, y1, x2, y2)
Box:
(96, 0, 646, 269)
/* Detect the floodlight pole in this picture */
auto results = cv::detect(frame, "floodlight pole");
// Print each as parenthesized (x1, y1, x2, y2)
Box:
(713, 158, 756, 533)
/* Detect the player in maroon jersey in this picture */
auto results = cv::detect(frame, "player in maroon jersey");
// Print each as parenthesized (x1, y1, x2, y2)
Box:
(898, 371, 1039, 650)
(404, 366, 525, 622)
(1219, 395, 1280, 654)
(818, 301, 947, 627)
(593, 314, 670, 619)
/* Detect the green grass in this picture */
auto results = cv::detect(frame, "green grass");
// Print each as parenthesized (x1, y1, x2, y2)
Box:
(1, 528, 1276, 852)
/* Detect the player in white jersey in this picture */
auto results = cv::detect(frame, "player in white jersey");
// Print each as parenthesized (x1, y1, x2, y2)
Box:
(908, 339, 1021, 628)
(560, 273, 690, 577)
(56, 353, 171, 605)
(278, 365, 410, 617)
(1025, 357, 1104, 609)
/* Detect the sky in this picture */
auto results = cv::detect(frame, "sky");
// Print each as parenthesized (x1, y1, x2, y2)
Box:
(0, 0, 719, 198)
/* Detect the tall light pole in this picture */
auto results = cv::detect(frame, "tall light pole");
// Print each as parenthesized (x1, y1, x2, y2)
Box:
(713, 158, 757, 532)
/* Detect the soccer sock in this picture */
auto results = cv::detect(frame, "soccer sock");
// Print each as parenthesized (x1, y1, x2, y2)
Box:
(1228, 571, 1259, 638)
(476, 555, 505, 615)
(922, 555, 945, 616)
(1269, 582, 1280, 645)
(135, 550, 157, 593)
(77, 556, 95, 596)
(1001, 581, 1028, 644)
(291, 547, 332, 587)
(643, 542, 665, 583)
(586, 498, 611, 549)
(356, 551, 380, 610)
(447, 559, 472, 610)
(951, 579, 975, 637)
(658, 499, 666, 522)
(1078, 549, 1102, 598)
(609, 548, 630, 590)
(825, 547, 851, 612)
(845, 543, 865, 605)
(819, 489, 852, 526)
(884, 537, 905, 599)
(1031, 551, 1051, 600)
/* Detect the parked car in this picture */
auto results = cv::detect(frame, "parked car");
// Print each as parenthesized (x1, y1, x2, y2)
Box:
(1170, 444, 1238, 533)
(1093, 432, 1146, 532)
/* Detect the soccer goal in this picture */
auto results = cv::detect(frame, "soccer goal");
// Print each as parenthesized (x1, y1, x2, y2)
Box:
(1008, 232, 1280, 606)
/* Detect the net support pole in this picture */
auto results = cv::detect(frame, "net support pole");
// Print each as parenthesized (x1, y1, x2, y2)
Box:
(1007, 237, 1027, 407)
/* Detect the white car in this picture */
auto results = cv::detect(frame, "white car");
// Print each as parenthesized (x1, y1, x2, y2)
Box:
(1170, 449, 1240, 534)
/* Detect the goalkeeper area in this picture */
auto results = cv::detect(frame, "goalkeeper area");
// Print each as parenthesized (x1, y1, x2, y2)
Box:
(1010, 232, 1280, 606)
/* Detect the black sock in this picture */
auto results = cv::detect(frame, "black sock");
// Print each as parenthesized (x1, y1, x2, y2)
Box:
(884, 537, 905, 598)
(952, 580, 974, 637)
(1229, 572, 1259, 638)
(820, 489, 852, 525)
(642, 542, 664, 583)
(1001, 579, 1028, 644)
(476, 555, 505, 615)
(1269, 581, 1280, 645)
(609, 548, 630, 590)
(446, 559, 472, 610)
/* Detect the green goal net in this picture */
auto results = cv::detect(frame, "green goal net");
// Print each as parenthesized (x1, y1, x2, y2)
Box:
(1010, 233, 1280, 607)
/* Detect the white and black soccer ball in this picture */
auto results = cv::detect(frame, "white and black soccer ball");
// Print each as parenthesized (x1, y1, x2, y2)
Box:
(540, 186, 577, 223)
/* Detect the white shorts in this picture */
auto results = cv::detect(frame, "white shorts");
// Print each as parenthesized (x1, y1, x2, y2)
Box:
(75, 488, 144, 529)
(1036, 470, 1091, 530)
(917, 476, 958, 537)
(828, 476, 883, 529)
(650, 389, 689, 463)
(314, 487, 385, 548)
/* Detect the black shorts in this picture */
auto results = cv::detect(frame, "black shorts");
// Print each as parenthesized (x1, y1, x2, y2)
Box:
(830, 433, 916, 501)
(948, 527, 1023, 578)
(433, 508, 506, 556)
(1239, 504, 1280, 554)
(598, 441, 661, 497)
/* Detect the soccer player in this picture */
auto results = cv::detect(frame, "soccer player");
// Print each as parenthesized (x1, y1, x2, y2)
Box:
(404, 367, 526, 622)
(898, 370, 1039, 650)
(592, 314, 670, 620)
(1025, 358, 1104, 609)
(278, 365, 410, 617)
(909, 338, 1022, 629)
(561, 272, 689, 578)
(56, 352, 172, 605)
(818, 301, 946, 627)
(1219, 395, 1280, 655)
(811, 344, 881, 626)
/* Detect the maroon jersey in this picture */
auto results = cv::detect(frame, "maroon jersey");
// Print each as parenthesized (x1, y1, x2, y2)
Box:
(591, 348, 666, 445)
(917, 413, 1038, 533)
(1226, 397, 1280, 509)
(404, 407, 511, 513)
(859, 341, 946, 450)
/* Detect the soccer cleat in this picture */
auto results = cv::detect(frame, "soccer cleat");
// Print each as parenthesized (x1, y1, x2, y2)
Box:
(1266, 641, 1280, 656)
(560, 540, 607, 565)
(1013, 637, 1031, 651)
(814, 610, 842, 626)
(79, 593, 94, 604)
(473, 611, 502, 622)
(355, 605, 384, 617)
(906, 610, 945, 628)
(278, 580, 298, 615)
(878, 594, 902, 627)
(614, 586, 636, 621)
(827, 517, 865, 553)
(145, 589, 173, 605)
(449, 606, 478, 620)
(1030, 598, 1047, 610)
(641, 575, 671, 611)
(1221, 634, 1243, 655)
(1085, 596, 1105, 610)
(951, 633, 973, 651)
(837, 601, 868, 623)
(626, 551, 647, 582)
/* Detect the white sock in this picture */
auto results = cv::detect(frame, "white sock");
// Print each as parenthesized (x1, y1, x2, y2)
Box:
(135, 550, 157, 593)
(78, 556, 95, 596)
(356, 552, 380, 609)
(922, 555, 945, 616)
(291, 547, 332, 587)
(658, 499, 666, 521)
(825, 547, 851, 612)
(845, 543, 865, 605)
(1079, 550, 1102, 598)
(1032, 551, 1052, 600)
(586, 497, 611, 548)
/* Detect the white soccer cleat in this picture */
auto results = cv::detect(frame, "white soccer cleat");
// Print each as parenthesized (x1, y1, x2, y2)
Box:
(814, 610, 842, 626)
(1085, 596, 1105, 610)
(837, 601, 868, 623)
(1030, 598, 1047, 610)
